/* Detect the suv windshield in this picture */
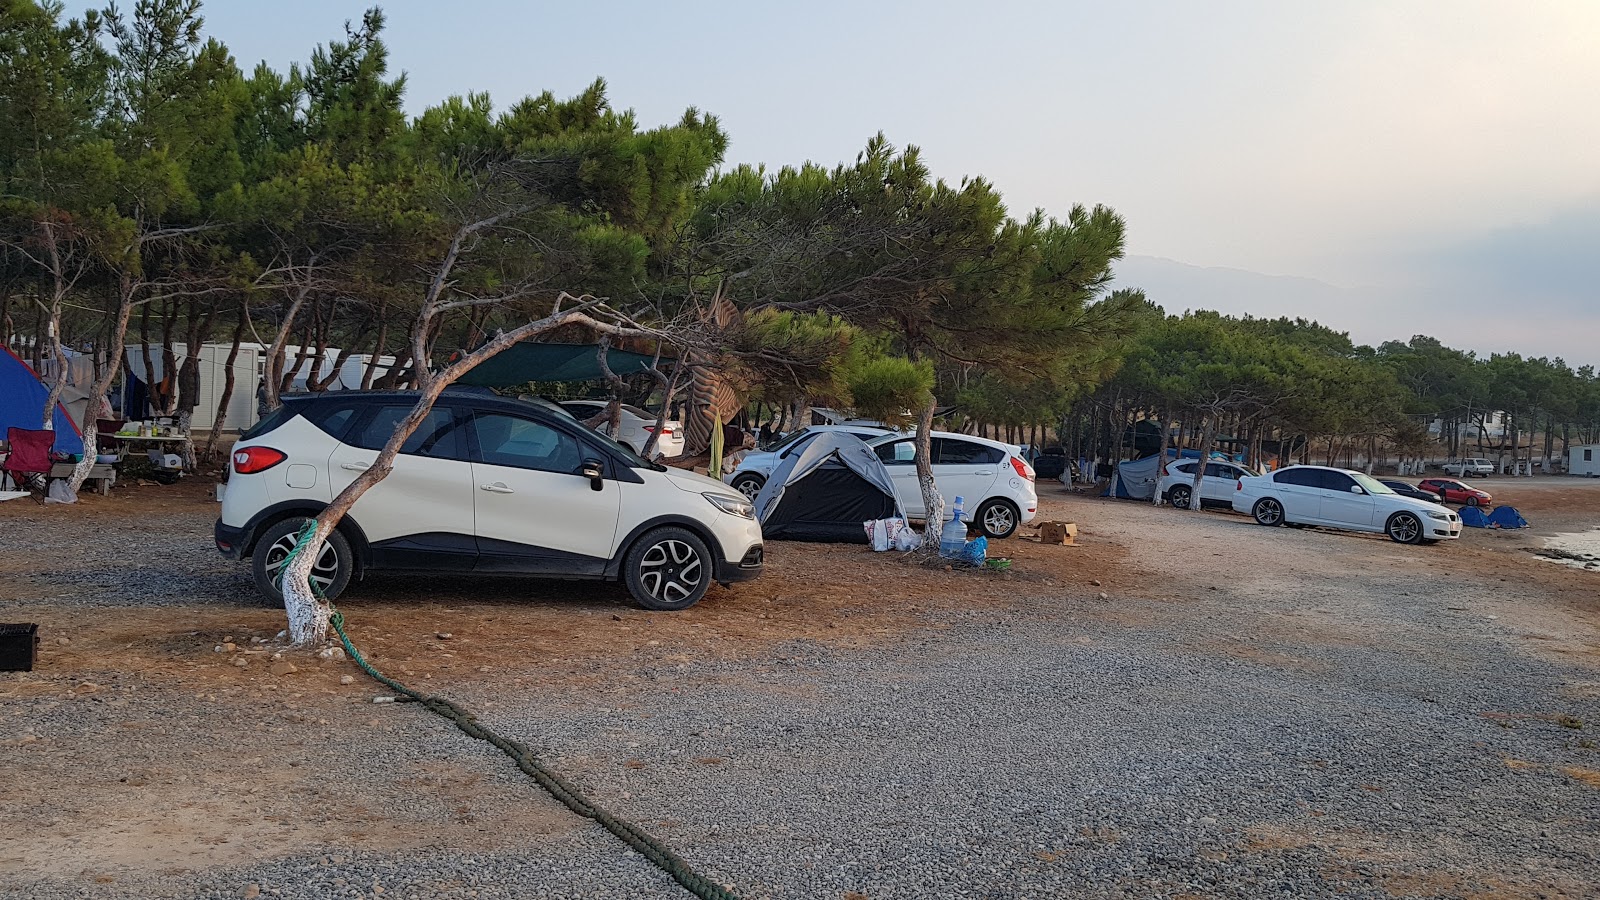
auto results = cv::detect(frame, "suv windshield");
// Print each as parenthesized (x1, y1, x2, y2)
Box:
(1351, 473, 1395, 495)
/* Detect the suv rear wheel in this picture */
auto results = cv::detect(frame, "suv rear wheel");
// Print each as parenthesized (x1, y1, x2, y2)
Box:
(252, 517, 353, 606)
(624, 526, 712, 611)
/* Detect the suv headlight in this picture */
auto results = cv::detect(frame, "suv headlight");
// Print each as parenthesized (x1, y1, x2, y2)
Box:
(705, 492, 755, 519)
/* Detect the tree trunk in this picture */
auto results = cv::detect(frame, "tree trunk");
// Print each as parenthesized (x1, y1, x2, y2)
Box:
(203, 299, 248, 461)
(913, 394, 943, 546)
(1151, 410, 1169, 507)
(1187, 415, 1217, 511)
(67, 275, 139, 492)
(640, 359, 685, 458)
(262, 282, 314, 413)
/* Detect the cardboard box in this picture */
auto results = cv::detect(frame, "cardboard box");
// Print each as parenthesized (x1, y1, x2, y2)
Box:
(1037, 521, 1078, 545)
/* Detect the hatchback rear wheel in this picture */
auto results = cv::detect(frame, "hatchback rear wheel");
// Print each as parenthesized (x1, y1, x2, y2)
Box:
(975, 498, 1020, 539)
(624, 527, 712, 611)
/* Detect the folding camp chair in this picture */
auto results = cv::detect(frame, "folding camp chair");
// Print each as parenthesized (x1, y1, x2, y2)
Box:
(1, 428, 54, 498)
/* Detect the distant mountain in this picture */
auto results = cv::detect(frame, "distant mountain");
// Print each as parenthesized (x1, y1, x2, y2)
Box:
(1110, 255, 1361, 322)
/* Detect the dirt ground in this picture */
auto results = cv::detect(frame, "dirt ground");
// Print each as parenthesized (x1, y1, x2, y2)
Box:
(2, 473, 1598, 897)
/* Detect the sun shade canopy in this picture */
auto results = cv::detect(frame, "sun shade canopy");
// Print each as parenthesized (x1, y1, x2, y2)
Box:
(454, 342, 661, 387)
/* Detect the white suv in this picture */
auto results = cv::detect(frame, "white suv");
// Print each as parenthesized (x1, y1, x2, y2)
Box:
(215, 389, 764, 611)
(865, 431, 1037, 538)
(1157, 458, 1252, 509)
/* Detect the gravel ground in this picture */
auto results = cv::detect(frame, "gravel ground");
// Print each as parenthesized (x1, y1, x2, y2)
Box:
(4, 480, 1600, 898)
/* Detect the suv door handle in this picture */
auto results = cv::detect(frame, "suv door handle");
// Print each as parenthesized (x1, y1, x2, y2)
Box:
(341, 462, 372, 471)
(480, 482, 515, 494)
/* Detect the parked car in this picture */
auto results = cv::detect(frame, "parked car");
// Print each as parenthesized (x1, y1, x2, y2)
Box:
(1416, 477, 1493, 507)
(865, 431, 1037, 539)
(1032, 447, 1068, 481)
(215, 389, 764, 611)
(1444, 457, 1494, 478)
(559, 400, 684, 459)
(724, 424, 892, 499)
(1377, 478, 1441, 503)
(1232, 464, 1461, 544)
(1156, 458, 1253, 510)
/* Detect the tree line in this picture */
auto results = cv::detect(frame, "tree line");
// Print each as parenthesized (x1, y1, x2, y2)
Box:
(6, 0, 1597, 493)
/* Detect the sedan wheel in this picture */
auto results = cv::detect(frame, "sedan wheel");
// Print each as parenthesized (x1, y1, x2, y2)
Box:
(1387, 512, 1424, 545)
(1252, 497, 1284, 526)
(975, 499, 1019, 539)
(624, 527, 712, 611)
(731, 474, 764, 501)
(1168, 485, 1192, 510)
(1465, 496, 1481, 507)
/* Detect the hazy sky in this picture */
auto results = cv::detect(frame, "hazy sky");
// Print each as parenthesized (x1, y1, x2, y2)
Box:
(205, 1, 1600, 366)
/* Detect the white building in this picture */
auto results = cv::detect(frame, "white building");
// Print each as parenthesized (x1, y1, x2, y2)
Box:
(1571, 445, 1600, 477)
(125, 343, 397, 431)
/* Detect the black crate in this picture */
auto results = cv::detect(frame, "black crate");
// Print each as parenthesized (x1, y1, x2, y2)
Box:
(0, 623, 39, 672)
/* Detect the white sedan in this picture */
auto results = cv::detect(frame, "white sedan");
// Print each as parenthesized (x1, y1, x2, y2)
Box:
(1157, 459, 1252, 509)
(1232, 464, 1461, 544)
(560, 401, 684, 459)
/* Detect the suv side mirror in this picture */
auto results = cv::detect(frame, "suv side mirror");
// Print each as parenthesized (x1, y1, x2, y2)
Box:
(1349, 485, 1364, 494)
(580, 458, 605, 491)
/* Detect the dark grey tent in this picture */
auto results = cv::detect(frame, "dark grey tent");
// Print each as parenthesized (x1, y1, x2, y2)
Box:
(754, 432, 903, 543)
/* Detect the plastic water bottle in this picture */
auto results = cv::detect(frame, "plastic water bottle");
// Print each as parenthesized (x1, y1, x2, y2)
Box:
(939, 496, 967, 558)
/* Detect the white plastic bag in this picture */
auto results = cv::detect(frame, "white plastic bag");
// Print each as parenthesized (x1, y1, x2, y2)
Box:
(45, 479, 78, 504)
(865, 518, 893, 551)
(893, 525, 922, 552)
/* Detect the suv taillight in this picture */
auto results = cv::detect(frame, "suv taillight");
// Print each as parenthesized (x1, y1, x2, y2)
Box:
(1236, 479, 1243, 491)
(233, 446, 287, 474)
(1010, 456, 1034, 481)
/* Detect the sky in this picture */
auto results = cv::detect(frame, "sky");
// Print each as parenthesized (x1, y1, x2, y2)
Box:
(204, 0, 1600, 367)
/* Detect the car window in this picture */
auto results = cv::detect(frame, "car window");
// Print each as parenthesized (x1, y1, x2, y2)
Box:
(471, 413, 584, 474)
(563, 402, 603, 417)
(874, 439, 918, 465)
(779, 432, 822, 459)
(935, 438, 1003, 465)
(1203, 463, 1236, 478)
(621, 404, 654, 419)
(1351, 473, 1393, 494)
(1272, 468, 1320, 487)
(1172, 461, 1197, 474)
(1317, 470, 1357, 492)
(347, 405, 465, 459)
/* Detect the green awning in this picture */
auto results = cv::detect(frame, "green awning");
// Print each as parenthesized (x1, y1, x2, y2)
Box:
(455, 342, 662, 387)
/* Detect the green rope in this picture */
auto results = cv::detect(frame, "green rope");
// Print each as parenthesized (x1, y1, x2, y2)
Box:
(281, 522, 742, 900)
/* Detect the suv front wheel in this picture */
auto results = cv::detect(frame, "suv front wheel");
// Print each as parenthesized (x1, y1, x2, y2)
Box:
(252, 517, 353, 606)
(624, 526, 713, 611)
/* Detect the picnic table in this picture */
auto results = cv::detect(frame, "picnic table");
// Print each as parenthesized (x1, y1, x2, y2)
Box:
(49, 461, 118, 495)
(109, 429, 197, 472)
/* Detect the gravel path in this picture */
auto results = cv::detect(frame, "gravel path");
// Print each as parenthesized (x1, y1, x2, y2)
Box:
(4, 486, 1599, 898)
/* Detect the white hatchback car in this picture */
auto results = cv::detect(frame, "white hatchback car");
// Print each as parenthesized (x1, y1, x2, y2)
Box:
(560, 400, 684, 459)
(724, 424, 892, 500)
(1232, 464, 1461, 544)
(215, 390, 764, 610)
(865, 431, 1037, 538)
(1157, 458, 1253, 510)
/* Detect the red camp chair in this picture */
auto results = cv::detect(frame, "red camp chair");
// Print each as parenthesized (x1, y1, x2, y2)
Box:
(2, 427, 54, 495)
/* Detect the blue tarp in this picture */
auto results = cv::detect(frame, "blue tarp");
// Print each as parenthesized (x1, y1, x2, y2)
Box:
(1486, 506, 1529, 529)
(0, 347, 83, 457)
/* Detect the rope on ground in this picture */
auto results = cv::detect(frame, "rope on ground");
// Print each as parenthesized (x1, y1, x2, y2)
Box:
(282, 522, 742, 900)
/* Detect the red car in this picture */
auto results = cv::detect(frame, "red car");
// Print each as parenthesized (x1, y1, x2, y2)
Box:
(1417, 478, 1492, 507)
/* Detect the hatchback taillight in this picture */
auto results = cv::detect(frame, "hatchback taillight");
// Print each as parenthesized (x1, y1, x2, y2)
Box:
(233, 446, 287, 474)
(1010, 456, 1034, 481)
(1236, 479, 1243, 491)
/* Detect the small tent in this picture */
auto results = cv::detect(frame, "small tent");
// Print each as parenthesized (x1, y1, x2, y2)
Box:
(754, 432, 902, 543)
(1103, 454, 1162, 500)
(0, 347, 83, 457)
